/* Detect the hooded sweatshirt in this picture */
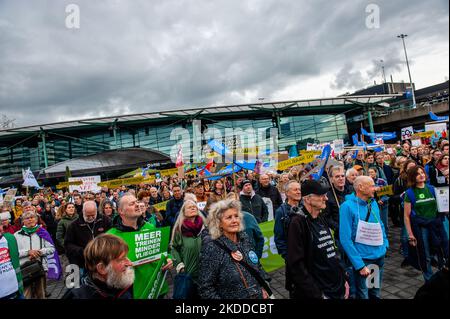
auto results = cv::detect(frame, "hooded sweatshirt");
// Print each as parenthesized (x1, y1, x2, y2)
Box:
(339, 193, 389, 271)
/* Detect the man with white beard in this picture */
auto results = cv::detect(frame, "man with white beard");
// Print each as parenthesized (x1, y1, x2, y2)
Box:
(63, 234, 134, 299)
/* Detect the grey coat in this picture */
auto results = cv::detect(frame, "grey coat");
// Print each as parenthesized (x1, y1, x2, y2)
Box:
(198, 231, 265, 299)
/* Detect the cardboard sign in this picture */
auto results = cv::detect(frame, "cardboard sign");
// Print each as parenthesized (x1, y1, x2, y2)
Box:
(401, 126, 414, 140)
(3, 189, 17, 204)
(69, 176, 101, 193)
(333, 139, 345, 154)
(435, 187, 449, 213)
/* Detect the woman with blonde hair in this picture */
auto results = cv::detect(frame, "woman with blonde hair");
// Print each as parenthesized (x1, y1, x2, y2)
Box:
(170, 200, 206, 299)
(198, 199, 270, 299)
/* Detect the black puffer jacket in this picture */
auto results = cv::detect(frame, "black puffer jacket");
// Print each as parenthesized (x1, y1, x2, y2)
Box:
(64, 214, 112, 268)
(198, 232, 265, 299)
(63, 275, 132, 299)
(239, 192, 269, 223)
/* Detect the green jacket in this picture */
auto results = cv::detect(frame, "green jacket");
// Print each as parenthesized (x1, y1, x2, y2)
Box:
(56, 214, 79, 249)
(170, 230, 202, 279)
(107, 216, 171, 299)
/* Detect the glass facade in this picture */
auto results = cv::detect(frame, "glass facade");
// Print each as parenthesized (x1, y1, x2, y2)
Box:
(0, 114, 348, 180)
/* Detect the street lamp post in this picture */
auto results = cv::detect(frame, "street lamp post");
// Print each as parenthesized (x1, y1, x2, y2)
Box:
(397, 34, 416, 109)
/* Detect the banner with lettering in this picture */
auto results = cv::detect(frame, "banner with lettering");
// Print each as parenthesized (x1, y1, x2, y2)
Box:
(108, 225, 170, 299)
(259, 220, 284, 272)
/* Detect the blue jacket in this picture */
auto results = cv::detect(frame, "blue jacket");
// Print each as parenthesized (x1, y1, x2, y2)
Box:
(339, 193, 389, 271)
(274, 202, 291, 260)
(165, 198, 184, 227)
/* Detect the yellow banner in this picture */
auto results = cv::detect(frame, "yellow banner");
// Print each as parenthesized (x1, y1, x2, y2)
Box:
(301, 150, 322, 156)
(98, 176, 155, 188)
(56, 181, 83, 189)
(159, 168, 179, 177)
(411, 131, 434, 138)
(276, 153, 317, 171)
(376, 185, 393, 197)
(153, 200, 169, 211)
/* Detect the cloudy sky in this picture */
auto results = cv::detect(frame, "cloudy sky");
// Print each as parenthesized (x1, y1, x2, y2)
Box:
(0, 0, 448, 128)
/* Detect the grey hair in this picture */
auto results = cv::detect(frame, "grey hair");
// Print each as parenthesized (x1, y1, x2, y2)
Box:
(118, 194, 135, 213)
(284, 180, 300, 193)
(329, 165, 345, 178)
(345, 168, 357, 177)
(353, 176, 372, 192)
(184, 193, 197, 203)
(21, 210, 38, 220)
(207, 199, 244, 240)
(83, 201, 98, 219)
(171, 200, 206, 243)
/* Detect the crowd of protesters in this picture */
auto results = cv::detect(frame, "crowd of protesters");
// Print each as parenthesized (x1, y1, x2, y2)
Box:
(0, 137, 448, 300)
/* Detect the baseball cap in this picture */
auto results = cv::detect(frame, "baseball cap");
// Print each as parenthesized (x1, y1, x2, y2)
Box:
(353, 165, 363, 171)
(301, 180, 328, 197)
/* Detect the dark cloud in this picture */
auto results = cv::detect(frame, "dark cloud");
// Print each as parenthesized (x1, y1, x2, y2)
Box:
(0, 0, 448, 127)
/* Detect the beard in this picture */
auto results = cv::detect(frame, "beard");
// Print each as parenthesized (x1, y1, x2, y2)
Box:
(105, 264, 135, 290)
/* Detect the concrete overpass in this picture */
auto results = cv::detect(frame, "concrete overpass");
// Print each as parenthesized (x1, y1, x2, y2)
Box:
(364, 101, 448, 132)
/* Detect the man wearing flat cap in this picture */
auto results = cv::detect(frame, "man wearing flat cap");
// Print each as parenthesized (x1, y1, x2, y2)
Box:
(286, 180, 346, 299)
(239, 179, 269, 223)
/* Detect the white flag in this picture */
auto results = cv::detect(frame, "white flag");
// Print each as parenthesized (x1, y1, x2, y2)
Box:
(22, 168, 41, 189)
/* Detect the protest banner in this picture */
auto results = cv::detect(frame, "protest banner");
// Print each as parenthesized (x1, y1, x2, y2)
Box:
(276, 152, 317, 171)
(376, 185, 394, 197)
(3, 189, 17, 206)
(333, 139, 344, 154)
(69, 176, 101, 193)
(56, 181, 83, 189)
(411, 131, 434, 139)
(259, 220, 284, 272)
(98, 176, 155, 188)
(159, 168, 179, 177)
(109, 226, 170, 299)
(401, 126, 414, 140)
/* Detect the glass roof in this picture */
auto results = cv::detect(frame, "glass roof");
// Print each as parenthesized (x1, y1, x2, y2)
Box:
(0, 94, 401, 138)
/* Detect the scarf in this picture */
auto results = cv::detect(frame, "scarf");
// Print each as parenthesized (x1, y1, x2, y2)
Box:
(181, 216, 203, 237)
(21, 224, 40, 235)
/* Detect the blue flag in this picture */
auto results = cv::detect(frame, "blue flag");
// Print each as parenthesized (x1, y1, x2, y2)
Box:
(361, 128, 396, 140)
(311, 144, 331, 181)
(352, 133, 359, 146)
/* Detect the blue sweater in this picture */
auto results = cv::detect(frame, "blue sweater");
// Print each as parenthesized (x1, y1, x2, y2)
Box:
(339, 193, 389, 270)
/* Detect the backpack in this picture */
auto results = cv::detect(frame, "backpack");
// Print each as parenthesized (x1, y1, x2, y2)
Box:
(404, 185, 436, 217)
(280, 204, 302, 236)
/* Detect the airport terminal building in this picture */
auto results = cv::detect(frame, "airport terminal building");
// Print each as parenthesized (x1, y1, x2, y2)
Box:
(0, 95, 401, 185)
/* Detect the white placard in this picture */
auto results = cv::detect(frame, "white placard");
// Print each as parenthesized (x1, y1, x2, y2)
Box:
(69, 176, 101, 193)
(435, 187, 449, 213)
(411, 139, 422, 147)
(333, 139, 344, 154)
(401, 126, 414, 140)
(425, 122, 447, 135)
(262, 197, 274, 221)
